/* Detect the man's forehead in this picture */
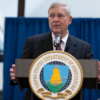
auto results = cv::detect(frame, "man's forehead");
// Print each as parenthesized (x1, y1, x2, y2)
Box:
(48, 6, 66, 14)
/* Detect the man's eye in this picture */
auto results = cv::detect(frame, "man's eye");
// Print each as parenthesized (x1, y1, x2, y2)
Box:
(58, 14, 63, 18)
(50, 15, 54, 18)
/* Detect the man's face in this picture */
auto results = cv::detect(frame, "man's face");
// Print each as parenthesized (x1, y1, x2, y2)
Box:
(48, 6, 72, 37)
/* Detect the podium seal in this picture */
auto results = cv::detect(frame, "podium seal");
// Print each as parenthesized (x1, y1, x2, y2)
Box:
(29, 51, 83, 100)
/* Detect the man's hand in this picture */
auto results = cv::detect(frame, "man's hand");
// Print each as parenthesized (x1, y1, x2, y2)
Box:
(98, 61, 100, 82)
(10, 64, 16, 80)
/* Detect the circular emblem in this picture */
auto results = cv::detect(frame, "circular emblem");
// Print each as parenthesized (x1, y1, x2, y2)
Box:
(29, 51, 83, 100)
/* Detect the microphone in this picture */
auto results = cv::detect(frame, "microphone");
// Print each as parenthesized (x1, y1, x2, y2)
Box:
(54, 34, 62, 48)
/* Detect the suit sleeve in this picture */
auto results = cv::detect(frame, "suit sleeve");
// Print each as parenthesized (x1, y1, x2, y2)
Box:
(85, 44, 93, 59)
(20, 38, 32, 59)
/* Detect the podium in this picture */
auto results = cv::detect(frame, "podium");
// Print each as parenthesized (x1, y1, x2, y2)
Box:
(15, 59, 99, 100)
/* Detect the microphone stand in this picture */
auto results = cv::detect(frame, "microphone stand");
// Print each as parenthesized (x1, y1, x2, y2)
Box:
(54, 45, 58, 50)
(56, 46, 58, 50)
(54, 42, 58, 50)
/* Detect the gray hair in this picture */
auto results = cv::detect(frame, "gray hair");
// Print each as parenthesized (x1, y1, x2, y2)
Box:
(48, 1, 71, 16)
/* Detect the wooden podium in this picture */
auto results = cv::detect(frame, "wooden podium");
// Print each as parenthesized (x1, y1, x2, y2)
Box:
(15, 59, 99, 100)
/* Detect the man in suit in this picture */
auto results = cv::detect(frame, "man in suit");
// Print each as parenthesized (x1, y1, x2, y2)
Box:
(10, 1, 100, 100)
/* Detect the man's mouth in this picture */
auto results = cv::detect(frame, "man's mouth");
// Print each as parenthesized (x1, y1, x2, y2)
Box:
(54, 25, 60, 26)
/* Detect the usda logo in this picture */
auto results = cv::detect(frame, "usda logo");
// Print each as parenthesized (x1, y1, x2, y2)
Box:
(29, 51, 83, 100)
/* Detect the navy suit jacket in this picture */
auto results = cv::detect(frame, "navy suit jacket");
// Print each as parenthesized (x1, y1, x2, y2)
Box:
(20, 32, 93, 59)
(11, 32, 93, 100)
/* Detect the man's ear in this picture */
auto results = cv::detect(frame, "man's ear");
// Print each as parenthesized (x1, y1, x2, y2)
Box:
(69, 16, 72, 25)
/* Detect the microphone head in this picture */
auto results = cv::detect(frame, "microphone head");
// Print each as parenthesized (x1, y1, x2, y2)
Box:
(54, 34, 62, 47)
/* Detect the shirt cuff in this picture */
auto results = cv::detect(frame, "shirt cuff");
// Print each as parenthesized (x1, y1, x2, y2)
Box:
(13, 80, 17, 83)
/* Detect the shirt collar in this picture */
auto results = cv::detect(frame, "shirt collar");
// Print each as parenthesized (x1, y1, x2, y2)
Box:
(52, 31, 69, 44)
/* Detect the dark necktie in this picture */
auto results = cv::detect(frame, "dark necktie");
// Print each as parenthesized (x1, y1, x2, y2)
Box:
(57, 40, 62, 51)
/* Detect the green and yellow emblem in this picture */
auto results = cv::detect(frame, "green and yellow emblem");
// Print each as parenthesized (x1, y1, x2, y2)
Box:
(44, 65, 69, 93)
(29, 51, 83, 100)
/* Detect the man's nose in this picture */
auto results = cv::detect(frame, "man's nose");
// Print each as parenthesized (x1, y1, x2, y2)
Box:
(53, 16, 58, 22)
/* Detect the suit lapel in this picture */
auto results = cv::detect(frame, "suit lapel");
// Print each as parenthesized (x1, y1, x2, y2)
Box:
(41, 32, 53, 52)
(65, 35, 76, 56)
(41, 33, 77, 56)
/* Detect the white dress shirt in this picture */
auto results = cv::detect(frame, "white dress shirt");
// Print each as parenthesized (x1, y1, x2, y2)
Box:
(52, 31, 69, 51)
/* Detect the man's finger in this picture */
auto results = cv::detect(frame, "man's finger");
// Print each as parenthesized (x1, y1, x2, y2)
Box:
(10, 73, 15, 77)
(12, 64, 15, 69)
(10, 68, 15, 73)
(10, 73, 15, 80)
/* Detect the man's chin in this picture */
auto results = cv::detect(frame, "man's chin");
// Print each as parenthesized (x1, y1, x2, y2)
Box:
(52, 31, 61, 35)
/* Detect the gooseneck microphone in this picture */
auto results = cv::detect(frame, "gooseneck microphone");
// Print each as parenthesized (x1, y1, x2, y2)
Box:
(54, 34, 62, 50)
